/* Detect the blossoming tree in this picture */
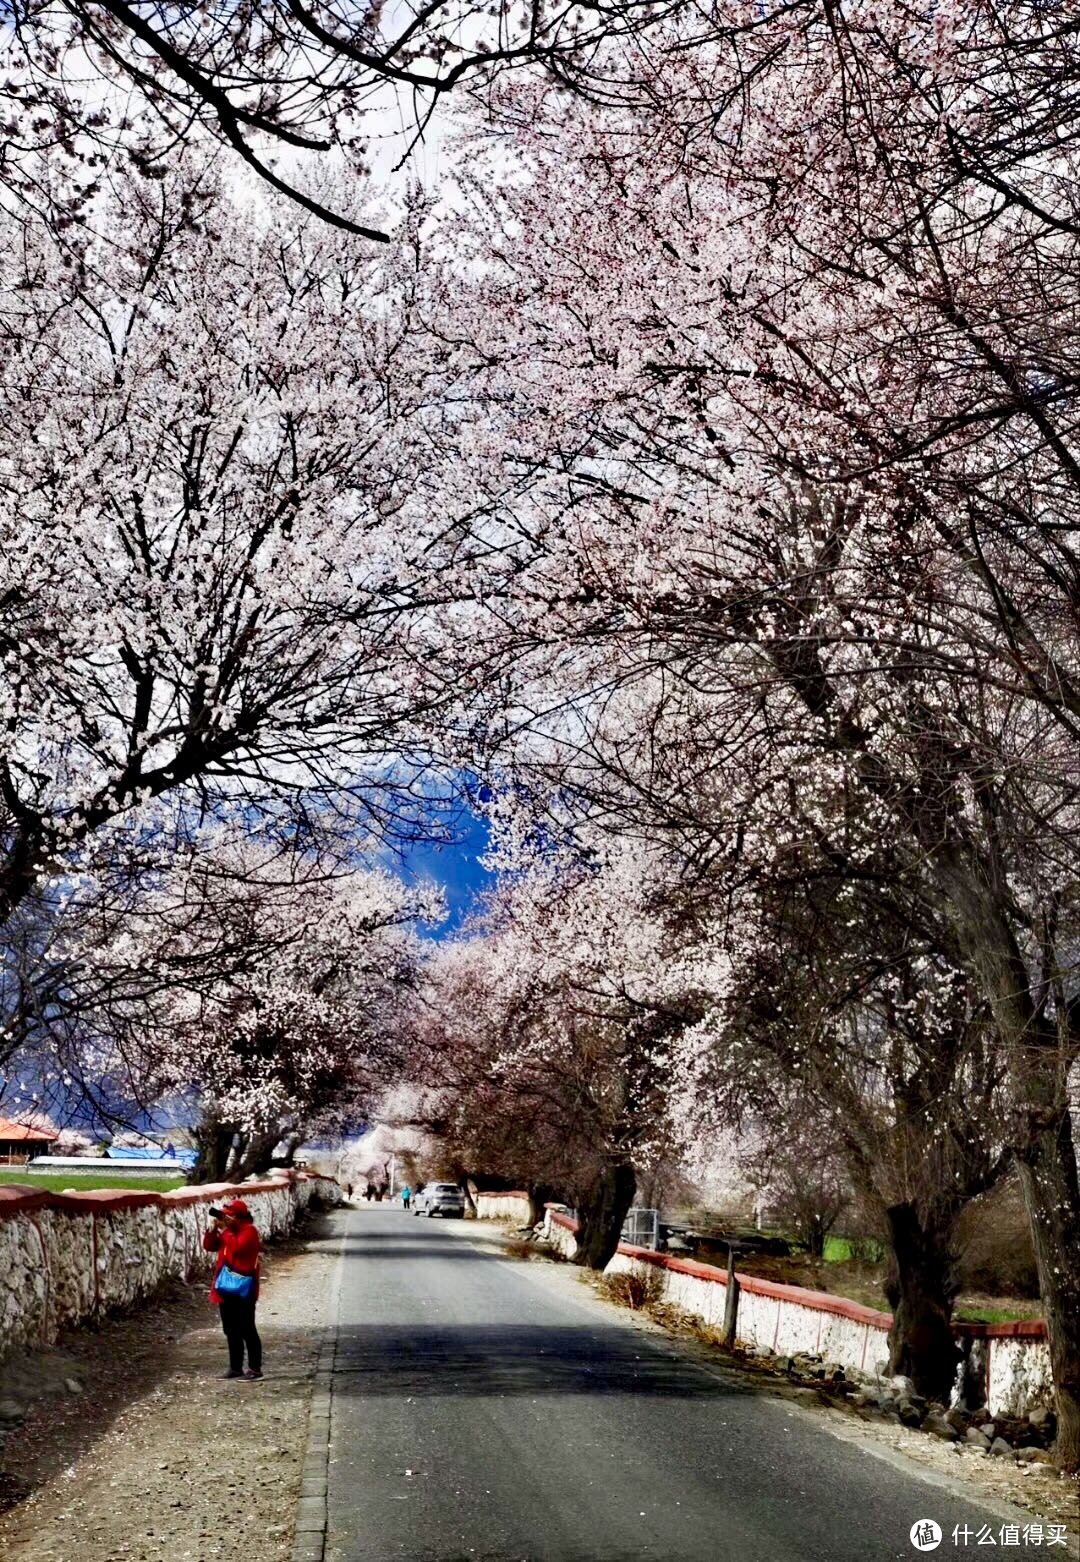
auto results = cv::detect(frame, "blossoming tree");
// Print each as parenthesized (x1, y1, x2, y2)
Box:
(0, 156, 514, 933)
(406, 835, 704, 1267)
(418, 4, 1080, 1462)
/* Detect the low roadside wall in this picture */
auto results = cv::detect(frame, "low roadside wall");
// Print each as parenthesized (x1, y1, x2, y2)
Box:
(541, 1208, 1051, 1417)
(0, 1172, 341, 1358)
(473, 1191, 533, 1222)
(978, 1324, 1054, 1418)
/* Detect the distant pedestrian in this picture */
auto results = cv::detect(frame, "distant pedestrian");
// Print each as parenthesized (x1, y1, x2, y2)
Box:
(203, 1198, 263, 1380)
(345, 1181, 354, 1200)
(401, 1185, 411, 1210)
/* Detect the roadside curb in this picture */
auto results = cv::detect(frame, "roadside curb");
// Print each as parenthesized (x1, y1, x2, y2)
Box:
(291, 1212, 347, 1562)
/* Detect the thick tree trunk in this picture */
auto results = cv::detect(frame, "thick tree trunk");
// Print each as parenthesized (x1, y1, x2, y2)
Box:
(573, 1163, 636, 1270)
(805, 1214, 826, 1261)
(525, 1184, 549, 1228)
(788, 663, 1080, 1459)
(278, 1131, 302, 1167)
(232, 1129, 282, 1182)
(191, 1120, 234, 1184)
(1016, 1115, 1080, 1473)
(453, 1166, 477, 1216)
(883, 1203, 961, 1403)
(928, 859, 1080, 1468)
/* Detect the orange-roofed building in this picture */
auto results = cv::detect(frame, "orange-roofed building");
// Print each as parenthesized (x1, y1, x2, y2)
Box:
(0, 1117, 60, 1165)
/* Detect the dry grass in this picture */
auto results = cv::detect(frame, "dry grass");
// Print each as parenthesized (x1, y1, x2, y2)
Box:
(594, 1266, 667, 1312)
(502, 1235, 540, 1262)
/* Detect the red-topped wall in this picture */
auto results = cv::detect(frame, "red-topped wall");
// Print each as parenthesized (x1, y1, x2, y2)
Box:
(0, 1172, 341, 1358)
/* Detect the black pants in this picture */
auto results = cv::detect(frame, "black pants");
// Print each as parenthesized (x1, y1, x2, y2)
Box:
(219, 1296, 262, 1374)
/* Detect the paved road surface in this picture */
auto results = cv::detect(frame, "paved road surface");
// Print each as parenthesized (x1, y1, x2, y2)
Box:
(324, 1208, 1021, 1562)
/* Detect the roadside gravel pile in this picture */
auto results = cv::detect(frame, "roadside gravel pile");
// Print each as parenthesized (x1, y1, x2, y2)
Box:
(764, 1350, 1058, 1460)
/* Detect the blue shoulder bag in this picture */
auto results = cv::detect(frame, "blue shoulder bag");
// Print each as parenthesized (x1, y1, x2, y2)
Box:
(217, 1263, 256, 1299)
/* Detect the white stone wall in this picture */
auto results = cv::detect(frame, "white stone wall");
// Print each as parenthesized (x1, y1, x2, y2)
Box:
(544, 1209, 579, 1260)
(661, 1265, 725, 1331)
(543, 1209, 1051, 1416)
(986, 1334, 1054, 1418)
(0, 1174, 340, 1359)
(606, 1246, 888, 1375)
(473, 1192, 533, 1223)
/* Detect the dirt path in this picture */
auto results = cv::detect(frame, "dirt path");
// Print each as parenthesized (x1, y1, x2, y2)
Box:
(0, 1210, 344, 1562)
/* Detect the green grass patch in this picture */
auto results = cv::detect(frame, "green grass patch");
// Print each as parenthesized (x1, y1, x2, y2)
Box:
(953, 1303, 1041, 1325)
(0, 1171, 186, 1193)
(822, 1234, 886, 1264)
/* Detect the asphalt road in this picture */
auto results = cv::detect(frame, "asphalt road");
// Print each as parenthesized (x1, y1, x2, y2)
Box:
(324, 1208, 1020, 1562)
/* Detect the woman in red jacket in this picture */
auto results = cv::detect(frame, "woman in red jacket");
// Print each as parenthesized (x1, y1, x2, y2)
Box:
(203, 1198, 263, 1380)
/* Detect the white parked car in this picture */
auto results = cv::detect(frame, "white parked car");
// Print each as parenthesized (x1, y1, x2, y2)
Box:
(413, 1182, 466, 1218)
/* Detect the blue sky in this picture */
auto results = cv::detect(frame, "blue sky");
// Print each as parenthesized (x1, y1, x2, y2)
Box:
(397, 807, 493, 936)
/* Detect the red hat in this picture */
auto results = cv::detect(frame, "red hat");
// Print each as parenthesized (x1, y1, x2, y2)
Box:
(222, 1198, 252, 1219)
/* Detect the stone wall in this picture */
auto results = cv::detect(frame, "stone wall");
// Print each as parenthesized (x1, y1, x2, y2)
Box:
(982, 1326, 1055, 1419)
(0, 1172, 340, 1358)
(540, 1207, 1051, 1418)
(473, 1191, 533, 1222)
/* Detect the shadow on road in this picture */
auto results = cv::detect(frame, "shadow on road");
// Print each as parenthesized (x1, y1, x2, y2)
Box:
(332, 1324, 743, 1399)
(334, 1241, 490, 1260)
